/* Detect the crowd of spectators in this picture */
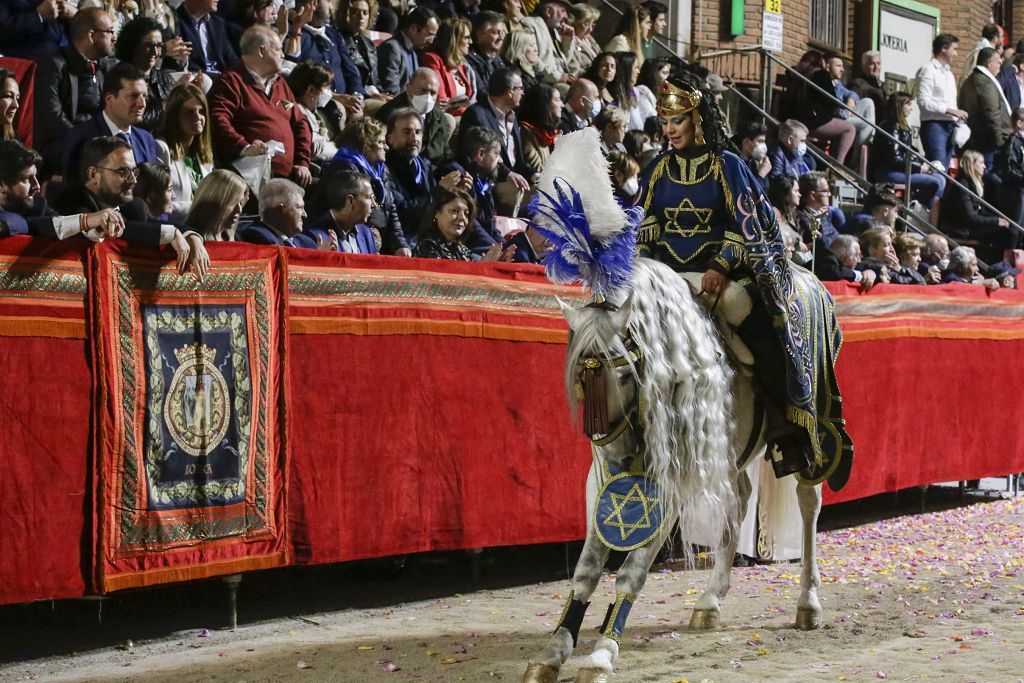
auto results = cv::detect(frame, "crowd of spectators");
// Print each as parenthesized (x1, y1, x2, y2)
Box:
(0, 0, 1018, 289)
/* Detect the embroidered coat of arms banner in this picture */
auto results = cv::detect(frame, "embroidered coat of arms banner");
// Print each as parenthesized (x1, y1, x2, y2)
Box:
(90, 242, 288, 592)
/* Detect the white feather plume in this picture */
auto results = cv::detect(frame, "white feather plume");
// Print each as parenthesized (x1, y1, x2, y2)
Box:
(535, 128, 628, 241)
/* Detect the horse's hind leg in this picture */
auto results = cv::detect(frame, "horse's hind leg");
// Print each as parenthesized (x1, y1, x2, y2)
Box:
(524, 467, 612, 683)
(574, 534, 666, 682)
(691, 468, 753, 629)
(794, 481, 823, 630)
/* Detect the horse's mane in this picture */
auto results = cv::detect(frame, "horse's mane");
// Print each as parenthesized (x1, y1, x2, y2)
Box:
(565, 258, 738, 562)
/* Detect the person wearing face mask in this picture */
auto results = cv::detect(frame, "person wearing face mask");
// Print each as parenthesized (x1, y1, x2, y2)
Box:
(768, 118, 816, 180)
(918, 233, 951, 284)
(375, 67, 455, 165)
(559, 76, 599, 134)
(638, 71, 852, 482)
(734, 120, 771, 192)
(288, 61, 342, 165)
(607, 150, 639, 206)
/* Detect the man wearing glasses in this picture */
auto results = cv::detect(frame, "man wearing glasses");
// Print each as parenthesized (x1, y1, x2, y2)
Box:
(33, 8, 117, 171)
(53, 136, 210, 279)
(796, 171, 845, 253)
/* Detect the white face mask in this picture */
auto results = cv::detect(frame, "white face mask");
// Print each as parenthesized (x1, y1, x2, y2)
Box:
(938, 257, 950, 270)
(751, 141, 768, 160)
(411, 92, 437, 115)
(792, 250, 812, 267)
(316, 88, 332, 109)
(795, 141, 807, 157)
(586, 97, 601, 118)
(622, 176, 639, 196)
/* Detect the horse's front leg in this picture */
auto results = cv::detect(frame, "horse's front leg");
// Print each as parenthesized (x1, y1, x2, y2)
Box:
(794, 480, 823, 630)
(690, 468, 752, 629)
(573, 523, 670, 682)
(524, 466, 612, 683)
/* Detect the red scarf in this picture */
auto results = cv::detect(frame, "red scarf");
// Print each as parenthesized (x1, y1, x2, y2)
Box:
(523, 121, 559, 149)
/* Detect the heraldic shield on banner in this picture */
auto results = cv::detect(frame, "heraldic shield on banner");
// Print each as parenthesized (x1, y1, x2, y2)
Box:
(91, 242, 288, 592)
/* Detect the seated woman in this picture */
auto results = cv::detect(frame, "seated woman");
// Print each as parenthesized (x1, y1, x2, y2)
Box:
(330, 117, 410, 254)
(871, 93, 945, 206)
(0, 69, 20, 142)
(857, 226, 897, 283)
(583, 52, 617, 108)
(891, 232, 927, 284)
(519, 84, 562, 173)
(782, 50, 856, 166)
(610, 51, 655, 131)
(134, 162, 175, 222)
(603, 4, 651, 68)
(940, 149, 1013, 262)
(421, 18, 476, 117)
(503, 30, 542, 92)
(413, 188, 513, 261)
(116, 16, 187, 132)
(184, 170, 250, 242)
(288, 61, 341, 165)
(607, 150, 639, 207)
(594, 107, 628, 157)
(157, 84, 215, 222)
(637, 58, 670, 120)
(768, 174, 801, 236)
(565, 3, 600, 76)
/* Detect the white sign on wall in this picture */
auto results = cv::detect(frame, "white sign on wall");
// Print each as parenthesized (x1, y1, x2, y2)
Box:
(878, 3, 938, 82)
(763, 11, 784, 52)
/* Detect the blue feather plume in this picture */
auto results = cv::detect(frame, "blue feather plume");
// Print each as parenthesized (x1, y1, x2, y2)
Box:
(528, 177, 642, 297)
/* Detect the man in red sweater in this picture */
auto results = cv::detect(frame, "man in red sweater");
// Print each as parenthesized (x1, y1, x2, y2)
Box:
(208, 24, 313, 186)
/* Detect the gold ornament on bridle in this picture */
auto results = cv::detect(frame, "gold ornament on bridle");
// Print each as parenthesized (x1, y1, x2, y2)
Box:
(657, 81, 706, 146)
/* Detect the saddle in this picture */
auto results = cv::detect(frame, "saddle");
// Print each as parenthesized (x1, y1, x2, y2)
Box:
(677, 273, 755, 371)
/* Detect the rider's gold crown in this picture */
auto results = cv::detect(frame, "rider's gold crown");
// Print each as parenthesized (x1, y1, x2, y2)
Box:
(656, 81, 702, 117)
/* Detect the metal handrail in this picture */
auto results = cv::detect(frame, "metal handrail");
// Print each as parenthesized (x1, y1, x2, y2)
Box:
(761, 49, 1024, 239)
(592, 0, 684, 61)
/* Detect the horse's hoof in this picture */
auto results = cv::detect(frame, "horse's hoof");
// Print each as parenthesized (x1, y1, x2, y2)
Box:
(574, 667, 612, 683)
(522, 662, 560, 683)
(795, 607, 822, 631)
(688, 608, 720, 630)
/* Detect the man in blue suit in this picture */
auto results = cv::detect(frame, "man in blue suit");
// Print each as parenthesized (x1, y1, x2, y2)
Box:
(169, 0, 239, 76)
(62, 63, 159, 181)
(456, 68, 533, 188)
(240, 178, 318, 248)
(305, 170, 379, 254)
(0, 0, 71, 60)
(377, 5, 439, 95)
(287, 0, 362, 95)
(998, 52, 1024, 111)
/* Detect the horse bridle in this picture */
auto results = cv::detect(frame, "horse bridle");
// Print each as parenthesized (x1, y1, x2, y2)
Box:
(575, 332, 645, 447)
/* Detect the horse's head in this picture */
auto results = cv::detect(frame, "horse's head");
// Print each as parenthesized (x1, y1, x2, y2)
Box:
(559, 293, 642, 447)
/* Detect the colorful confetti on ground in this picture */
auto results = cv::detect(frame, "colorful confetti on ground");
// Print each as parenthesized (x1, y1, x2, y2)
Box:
(7, 498, 1024, 682)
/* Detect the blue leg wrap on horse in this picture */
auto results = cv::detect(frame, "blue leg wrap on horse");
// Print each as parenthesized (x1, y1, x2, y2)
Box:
(597, 592, 635, 642)
(554, 590, 590, 645)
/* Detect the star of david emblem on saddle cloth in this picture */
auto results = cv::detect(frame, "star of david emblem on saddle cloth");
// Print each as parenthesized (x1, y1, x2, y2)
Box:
(595, 459, 666, 551)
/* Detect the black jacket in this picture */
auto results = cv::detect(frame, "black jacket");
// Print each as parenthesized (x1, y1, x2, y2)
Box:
(52, 185, 164, 246)
(465, 46, 507, 99)
(871, 121, 921, 180)
(456, 100, 536, 178)
(814, 250, 860, 283)
(324, 159, 408, 253)
(33, 46, 112, 166)
(167, 5, 238, 74)
(782, 68, 838, 131)
(939, 180, 1002, 240)
(385, 149, 436, 243)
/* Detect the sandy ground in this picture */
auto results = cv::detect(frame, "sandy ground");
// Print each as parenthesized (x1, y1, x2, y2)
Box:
(2, 494, 1023, 683)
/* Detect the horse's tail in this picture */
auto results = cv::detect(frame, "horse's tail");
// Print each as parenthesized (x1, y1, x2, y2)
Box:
(630, 259, 740, 563)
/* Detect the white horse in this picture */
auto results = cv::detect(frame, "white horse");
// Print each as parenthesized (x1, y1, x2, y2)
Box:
(522, 257, 824, 683)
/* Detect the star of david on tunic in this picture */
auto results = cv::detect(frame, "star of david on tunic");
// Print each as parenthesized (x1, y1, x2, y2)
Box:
(602, 482, 661, 541)
(664, 198, 713, 237)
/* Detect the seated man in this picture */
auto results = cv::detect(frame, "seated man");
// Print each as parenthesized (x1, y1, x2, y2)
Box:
(796, 172, 843, 250)
(304, 169, 379, 254)
(0, 139, 123, 241)
(239, 178, 317, 248)
(375, 68, 453, 166)
(559, 77, 600, 135)
(848, 184, 899, 234)
(53, 136, 208, 275)
(815, 233, 877, 290)
(62, 62, 160, 181)
(942, 245, 1001, 291)
(919, 233, 951, 283)
(208, 25, 313, 186)
(168, 0, 239, 76)
(768, 119, 816, 179)
(734, 120, 771, 193)
(441, 125, 504, 254)
(504, 224, 549, 264)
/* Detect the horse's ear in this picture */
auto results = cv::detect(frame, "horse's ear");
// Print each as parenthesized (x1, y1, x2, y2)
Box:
(610, 291, 633, 332)
(556, 297, 580, 331)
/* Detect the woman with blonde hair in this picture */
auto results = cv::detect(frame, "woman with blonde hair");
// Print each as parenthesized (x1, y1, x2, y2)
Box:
(940, 149, 1014, 259)
(421, 18, 476, 117)
(185, 170, 250, 242)
(158, 84, 215, 221)
(604, 5, 652, 67)
(504, 30, 541, 91)
(566, 3, 600, 76)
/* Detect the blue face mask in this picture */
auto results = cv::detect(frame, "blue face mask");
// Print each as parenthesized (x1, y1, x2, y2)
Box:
(796, 141, 808, 157)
